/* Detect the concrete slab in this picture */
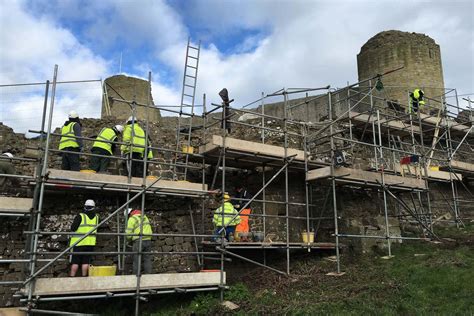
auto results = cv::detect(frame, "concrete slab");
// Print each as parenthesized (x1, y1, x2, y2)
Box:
(307, 166, 426, 189)
(44, 169, 207, 194)
(27, 272, 224, 296)
(0, 197, 33, 213)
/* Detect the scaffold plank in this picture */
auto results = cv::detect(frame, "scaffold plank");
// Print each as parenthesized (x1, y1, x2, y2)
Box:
(201, 135, 306, 161)
(450, 160, 474, 173)
(0, 197, 32, 213)
(0, 308, 26, 316)
(419, 113, 472, 134)
(202, 241, 337, 249)
(28, 272, 224, 296)
(392, 165, 463, 181)
(307, 166, 426, 189)
(348, 111, 420, 134)
(44, 169, 207, 193)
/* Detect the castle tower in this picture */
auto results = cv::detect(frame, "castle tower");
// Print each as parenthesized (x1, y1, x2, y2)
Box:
(357, 30, 445, 108)
(101, 75, 161, 122)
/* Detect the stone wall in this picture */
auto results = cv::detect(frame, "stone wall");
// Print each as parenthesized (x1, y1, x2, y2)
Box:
(102, 75, 161, 123)
(357, 30, 445, 108)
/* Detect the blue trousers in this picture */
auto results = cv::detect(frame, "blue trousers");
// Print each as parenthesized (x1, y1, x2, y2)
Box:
(214, 226, 235, 241)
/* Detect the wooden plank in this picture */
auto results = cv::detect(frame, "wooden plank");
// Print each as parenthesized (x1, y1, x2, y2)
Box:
(200, 135, 306, 161)
(0, 308, 26, 316)
(202, 241, 337, 249)
(393, 165, 462, 181)
(349, 111, 421, 134)
(450, 160, 474, 173)
(307, 166, 426, 189)
(45, 169, 207, 192)
(419, 113, 472, 134)
(29, 272, 224, 296)
(0, 197, 32, 213)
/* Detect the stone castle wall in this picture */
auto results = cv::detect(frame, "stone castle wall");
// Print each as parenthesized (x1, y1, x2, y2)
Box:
(357, 30, 445, 108)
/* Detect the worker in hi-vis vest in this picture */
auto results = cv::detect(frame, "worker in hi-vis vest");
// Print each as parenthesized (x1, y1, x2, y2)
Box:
(213, 193, 241, 241)
(407, 88, 426, 115)
(120, 116, 147, 177)
(69, 199, 99, 277)
(126, 208, 153, 274)
(89, 125, 124, 173)
(59, 111, 83, 171)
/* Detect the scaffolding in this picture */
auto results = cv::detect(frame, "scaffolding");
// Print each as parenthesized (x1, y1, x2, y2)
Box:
(0, 64, 473, 315)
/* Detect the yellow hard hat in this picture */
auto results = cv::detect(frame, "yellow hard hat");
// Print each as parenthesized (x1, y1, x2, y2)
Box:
(223, 194, 230, 201)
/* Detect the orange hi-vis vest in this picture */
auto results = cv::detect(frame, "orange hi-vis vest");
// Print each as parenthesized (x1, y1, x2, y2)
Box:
(235, 208, 251, 233)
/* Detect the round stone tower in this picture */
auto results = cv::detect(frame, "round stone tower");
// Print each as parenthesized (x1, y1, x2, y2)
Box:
(101, 75, 161, 122)
(357, 30, 445, 107)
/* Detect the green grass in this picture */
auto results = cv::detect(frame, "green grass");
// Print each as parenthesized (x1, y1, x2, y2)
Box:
(106, 225, 474, 315)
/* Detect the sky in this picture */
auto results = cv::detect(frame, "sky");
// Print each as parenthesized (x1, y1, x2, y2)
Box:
(0, 0, 473, 135)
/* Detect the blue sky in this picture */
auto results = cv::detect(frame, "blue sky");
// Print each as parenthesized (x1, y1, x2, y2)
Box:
(0, 0, 473, 134)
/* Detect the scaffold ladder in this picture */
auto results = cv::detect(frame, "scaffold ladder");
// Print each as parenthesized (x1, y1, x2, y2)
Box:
(174, 38, 201, 180)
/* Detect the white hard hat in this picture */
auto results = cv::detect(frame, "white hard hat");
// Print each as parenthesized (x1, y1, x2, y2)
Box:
(84, 199, 95, 208)
(126, 116, 135, 123)
(127, 208, 133, 215)
(2, 152, 13, 159)
(69, 110, 79, 119)
(114, 125, 124, 133)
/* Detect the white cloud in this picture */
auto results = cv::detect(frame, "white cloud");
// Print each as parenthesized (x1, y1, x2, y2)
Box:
(1, 0, 472, 135)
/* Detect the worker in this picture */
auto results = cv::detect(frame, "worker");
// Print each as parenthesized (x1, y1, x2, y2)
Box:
(232, 186, 252, 235)
(0, 153, 19, 191)
(407, 88, 426, 114)
(126, 208, 153, 274)
(145, 139, 154, 176)
(213, 193, 241, 241)
(219, 88, 232, 133)
(120, 117, 146, 177)
(59, 111, 83, 171)
(69, 199, 98, 277)
(89, 125, 124, 173)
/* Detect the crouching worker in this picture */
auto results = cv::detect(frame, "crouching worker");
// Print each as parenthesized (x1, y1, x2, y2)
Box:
(70, 199, 98, 277)
(213, 193, 241, 241)
(126, 208, 153, 274)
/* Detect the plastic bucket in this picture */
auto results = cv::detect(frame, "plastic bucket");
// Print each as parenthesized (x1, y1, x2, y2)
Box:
(182, 145, 194, 154)
(80, 169, 96, 174)
(301, 232, 315, 243)
(89, 265, 116, 277)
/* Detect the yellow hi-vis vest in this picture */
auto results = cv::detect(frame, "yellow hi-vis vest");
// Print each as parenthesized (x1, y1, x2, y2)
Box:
(92, 127, 117, 155)
(126, 214, 153, 241)
(120, 123, 146, 155)
(70, 213, 99, 247)
(59, 122, 79, 150)
(213, 202, 241, 226)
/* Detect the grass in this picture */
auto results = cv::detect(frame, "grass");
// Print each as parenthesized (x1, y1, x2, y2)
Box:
(99, 224, 473, 315)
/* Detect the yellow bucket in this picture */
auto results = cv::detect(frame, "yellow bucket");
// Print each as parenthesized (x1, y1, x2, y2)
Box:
(301, 231, 315, 243)
(182, 145, 194, 154)
(430, 166, 440, 171)
(89, 265, 116, 277)
(80, 169, 96, 174)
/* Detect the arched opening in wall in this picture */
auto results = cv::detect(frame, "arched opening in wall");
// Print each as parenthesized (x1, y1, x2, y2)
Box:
(429, 49, 434, 59)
